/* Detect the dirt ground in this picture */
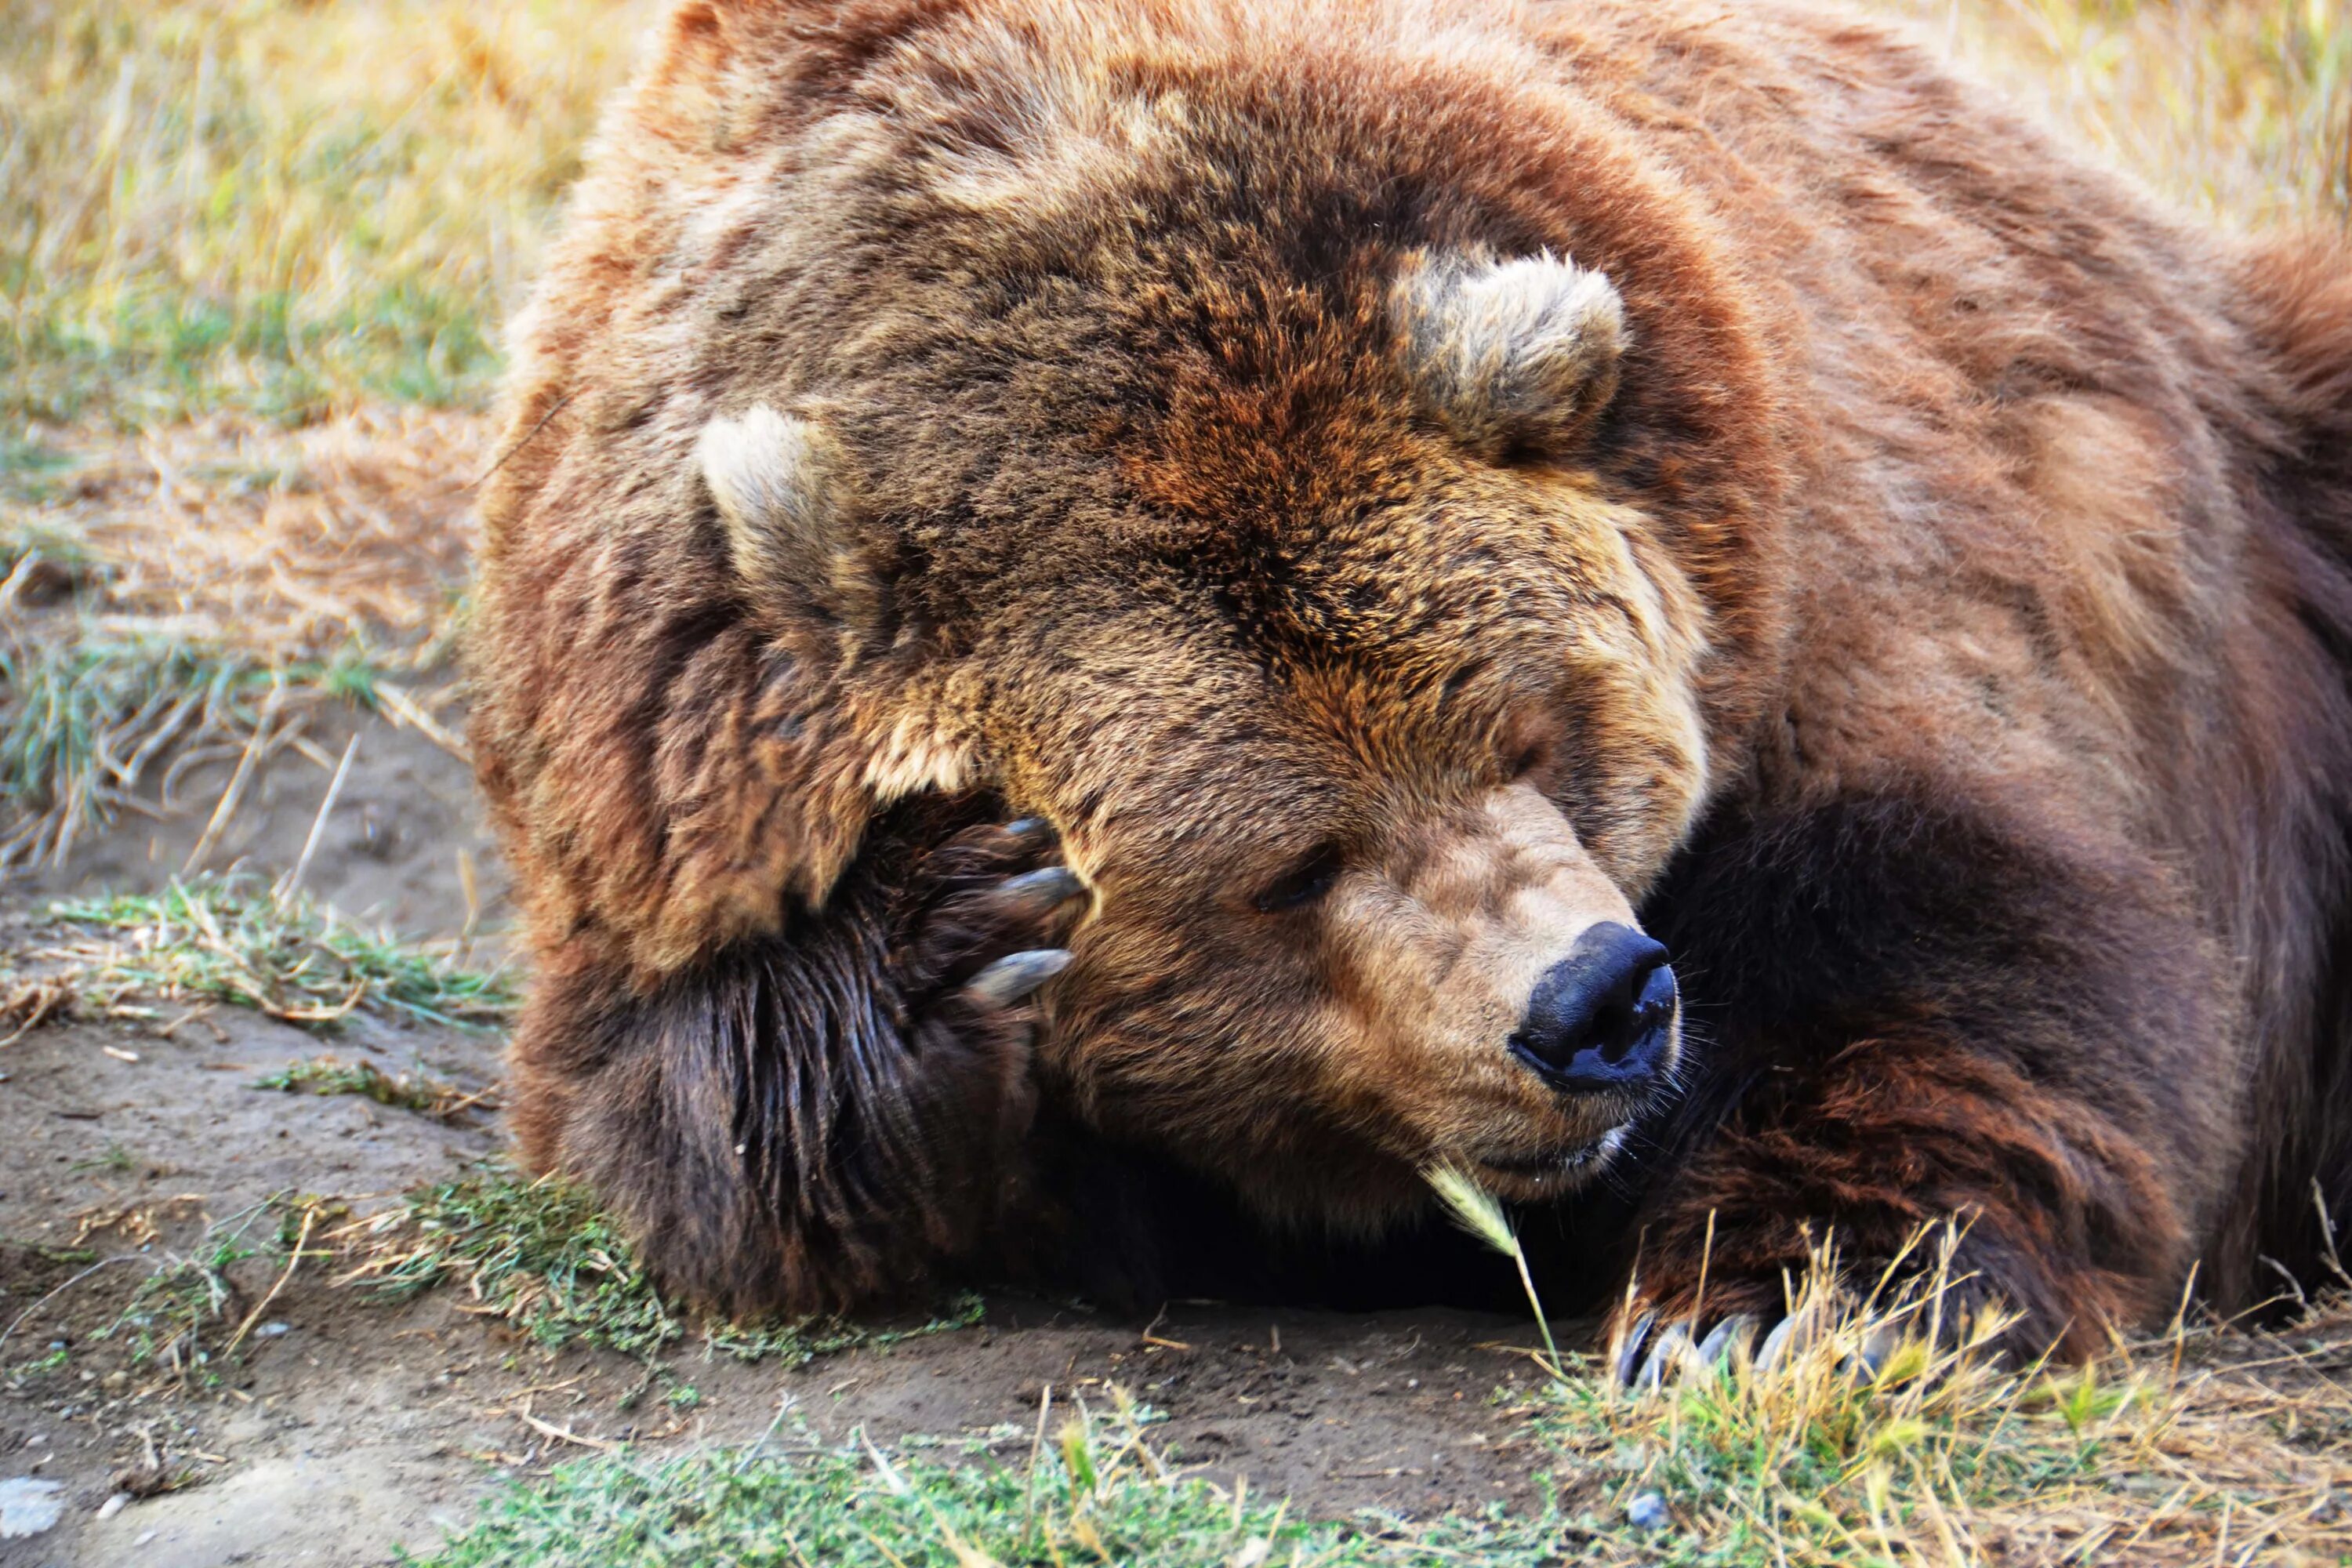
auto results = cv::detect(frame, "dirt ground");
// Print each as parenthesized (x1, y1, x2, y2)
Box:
(0, 712, 1564, 1568)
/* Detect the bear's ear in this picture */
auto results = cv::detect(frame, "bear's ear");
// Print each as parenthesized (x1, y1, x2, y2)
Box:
(696, 405, 883, 631)
(1392, 250, 1628, 461)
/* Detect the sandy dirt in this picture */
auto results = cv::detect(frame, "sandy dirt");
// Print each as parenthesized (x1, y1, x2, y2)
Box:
(0, 710, 1570, 1568)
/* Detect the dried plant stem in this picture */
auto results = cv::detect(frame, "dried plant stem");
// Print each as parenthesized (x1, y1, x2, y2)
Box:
(225, 1205, 315, 1356)
(183, 677, 282, 874)
(274, 731, 358, 906)
(1512, 1243, 1563, 1377)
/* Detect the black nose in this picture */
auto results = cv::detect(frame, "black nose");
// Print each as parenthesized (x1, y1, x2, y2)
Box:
(1510, 921, 1677, 1091)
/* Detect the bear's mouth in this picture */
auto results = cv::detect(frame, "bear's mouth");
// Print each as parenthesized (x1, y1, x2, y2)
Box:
(1470, 1122, 1631, 1184)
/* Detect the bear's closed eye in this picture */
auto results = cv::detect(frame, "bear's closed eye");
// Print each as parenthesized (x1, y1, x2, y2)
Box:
(1254, 843, 1345, 913)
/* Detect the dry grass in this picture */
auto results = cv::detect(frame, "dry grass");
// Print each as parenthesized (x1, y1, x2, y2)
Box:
(2, 0, 657, 427)
(1427, 1175, 2352, 1566)
(0, 0, 643, 866)
(1872, 0, 2350, 228)
(0, 409, 485, 866)
(1543, 1251, 2352, 1566)
(8, 408, 485, 657)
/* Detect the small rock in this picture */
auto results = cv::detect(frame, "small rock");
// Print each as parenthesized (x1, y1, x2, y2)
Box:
(256, 1321, 292, 1338)
(96, 1492, 131, 1522)
(1625, 1491, 1671, 1531)
(0, 1476, 67, 1539)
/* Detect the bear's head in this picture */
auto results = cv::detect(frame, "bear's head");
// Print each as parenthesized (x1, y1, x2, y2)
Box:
(489, 0, 1788, 1239)
(699, 241, 1710, 1222)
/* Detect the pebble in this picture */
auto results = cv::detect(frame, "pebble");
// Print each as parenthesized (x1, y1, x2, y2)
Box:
(257, 1321, 292, 1338)
(1625, 1491, 1671, 1531)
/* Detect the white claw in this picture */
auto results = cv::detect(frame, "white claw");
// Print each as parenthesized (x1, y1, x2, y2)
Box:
(964, 949, 1073, 1007)
(1754, 1309, 1821, 1377)
(1636, 1321, 1695, 1393)
(1696, 1313, 1758, 1369)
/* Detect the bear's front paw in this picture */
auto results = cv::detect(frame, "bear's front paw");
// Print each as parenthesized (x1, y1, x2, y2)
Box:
(890, 816, 1090, 1140)
(1606, 1259, 2015, 1393)
(901, 815, 1088, 1012)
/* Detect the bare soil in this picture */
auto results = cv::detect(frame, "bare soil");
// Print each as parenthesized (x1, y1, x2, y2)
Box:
(0, 711, 1564, 1568)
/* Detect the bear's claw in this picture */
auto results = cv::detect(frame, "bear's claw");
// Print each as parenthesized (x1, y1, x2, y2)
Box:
(965, 948, 1075, 1006)
(990, 866, 1089, 920)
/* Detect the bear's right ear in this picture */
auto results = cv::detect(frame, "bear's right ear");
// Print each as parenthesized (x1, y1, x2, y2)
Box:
(697, 405, 884, 633)
(1393, 250, 1628, 462)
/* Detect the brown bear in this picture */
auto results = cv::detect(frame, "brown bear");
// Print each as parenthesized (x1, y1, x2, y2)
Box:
(470, 0, 2352, 1365)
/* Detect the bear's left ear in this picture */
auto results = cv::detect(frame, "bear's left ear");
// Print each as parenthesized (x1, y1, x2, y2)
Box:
(697, 404, 887, 637)
(1392, 249, 1628, 461)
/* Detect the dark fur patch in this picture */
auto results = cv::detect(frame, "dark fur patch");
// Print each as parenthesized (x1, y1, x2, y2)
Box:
(510, 804, 1059, 1316)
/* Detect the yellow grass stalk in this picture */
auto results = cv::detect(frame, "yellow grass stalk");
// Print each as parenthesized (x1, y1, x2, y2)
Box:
(1424, 1162, 1563, 1377)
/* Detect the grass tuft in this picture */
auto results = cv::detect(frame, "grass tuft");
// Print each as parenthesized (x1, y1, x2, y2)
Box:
(333, 1163, 981, 1367)
(397, 1392, 1563, 1568)
(85, 1199, 289, 1385)
(1529, 1232, 2352, 1566)
(255, 1054, 490, 1121)
(31, 874, 515, 1030)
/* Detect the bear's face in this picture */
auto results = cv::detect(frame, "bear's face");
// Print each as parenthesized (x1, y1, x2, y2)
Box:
(989, 450, 1715, 1227)
(701, 238, 1714, 1224)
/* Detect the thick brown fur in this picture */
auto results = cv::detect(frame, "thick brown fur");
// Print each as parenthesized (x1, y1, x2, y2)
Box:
(472, 0, 2352, 1349)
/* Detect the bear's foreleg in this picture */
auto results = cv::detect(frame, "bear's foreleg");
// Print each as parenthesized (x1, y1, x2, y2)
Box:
(1619, 789, 2232, 1371)
(507, 812, 1084, 1319)
(1613, 1030, 2184, 1373)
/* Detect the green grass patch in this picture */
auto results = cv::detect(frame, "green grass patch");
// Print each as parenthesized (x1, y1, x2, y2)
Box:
(256, 1054, 484, 1119)
(41, 874, 516, 1031)
(67, 1142, 135, 1176)
(400, 1394, 1561, 1568)
(0, 633, 257, 868)
(339, 1164, 979, 1367)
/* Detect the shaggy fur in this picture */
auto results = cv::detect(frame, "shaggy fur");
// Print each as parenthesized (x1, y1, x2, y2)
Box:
(472, 0, 2352, 1350)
